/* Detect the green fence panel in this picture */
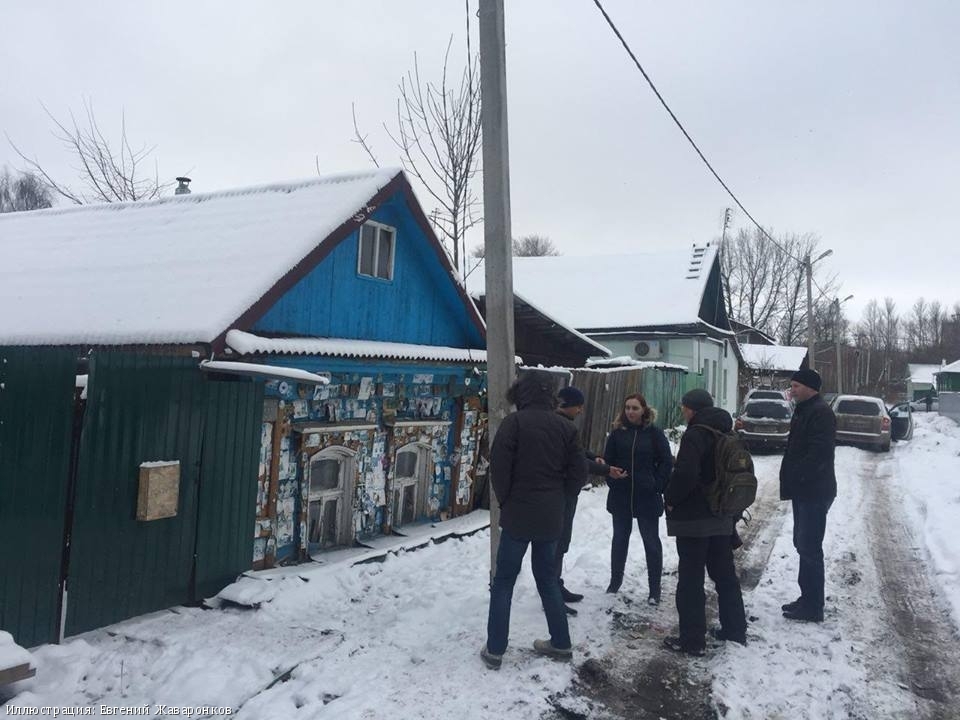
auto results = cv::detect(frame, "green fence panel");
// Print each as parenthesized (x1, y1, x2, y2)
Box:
(0, 347, 76, 647)
(194, 378, 263, 600)
(66, 353, 206, 636)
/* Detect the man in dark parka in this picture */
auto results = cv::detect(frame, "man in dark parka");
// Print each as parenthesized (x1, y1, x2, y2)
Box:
(554, 386, 615, 614)
(663, 388, 747, 655)
(779, 368, 836, 622)
(481, 370, 588, 669)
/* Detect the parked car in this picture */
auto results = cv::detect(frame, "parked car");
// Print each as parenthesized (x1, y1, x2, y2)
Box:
(735, 398, 793, 450)
(887, 402, 915, 442)
(831, 395, 896, 451)
(744, 387, 787, 402)
(908, 396, 939, 412)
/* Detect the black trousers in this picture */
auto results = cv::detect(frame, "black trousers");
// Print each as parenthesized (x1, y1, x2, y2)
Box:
(555, 494, 579, 583)
(610, 511, 662, 598)
(792, 497, 833, 611)
(675, 535, 746, 647)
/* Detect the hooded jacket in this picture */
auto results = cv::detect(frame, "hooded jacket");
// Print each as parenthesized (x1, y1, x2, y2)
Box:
(489, 371, 588, 542)
(603, 410, 673, 518)
(779, 393, 837, 501)
(664, 406, 735, 537)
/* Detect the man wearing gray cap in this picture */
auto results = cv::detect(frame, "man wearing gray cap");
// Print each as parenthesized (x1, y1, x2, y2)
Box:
(779, 368, 836, 623)
(662, 388, 747, 655)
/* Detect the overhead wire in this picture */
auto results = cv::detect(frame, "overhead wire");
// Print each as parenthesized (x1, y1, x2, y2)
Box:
(590, 0, 836, 302)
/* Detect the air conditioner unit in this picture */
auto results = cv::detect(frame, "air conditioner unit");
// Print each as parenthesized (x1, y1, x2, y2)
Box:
(634, 340, 662, 359)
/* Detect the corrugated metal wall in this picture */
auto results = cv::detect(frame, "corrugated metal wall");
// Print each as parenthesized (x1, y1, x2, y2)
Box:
(194, 379, 264, 599)
(66, 353, 206, 636)
(66, 352, 263, 636)
(0, 347, 76, 647)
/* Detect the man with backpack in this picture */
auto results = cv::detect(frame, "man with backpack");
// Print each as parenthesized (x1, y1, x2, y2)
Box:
(779, 368, 836, 623)
(663, 388, 748, 655)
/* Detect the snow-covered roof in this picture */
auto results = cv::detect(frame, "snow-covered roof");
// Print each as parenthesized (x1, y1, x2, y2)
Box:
(226, 330, 496, 364)
(740, 343, 808, 372)
(908, 363, 941, 385)
(0, 168, 401, 346)
(936, 359, 960, 375)
(464, 244, 721, 330)
(584, 355, 689, 372)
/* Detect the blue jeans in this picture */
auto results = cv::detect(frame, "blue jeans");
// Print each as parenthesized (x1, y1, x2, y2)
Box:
(486, 529, 571, 655)
(792, 498, 833, 611)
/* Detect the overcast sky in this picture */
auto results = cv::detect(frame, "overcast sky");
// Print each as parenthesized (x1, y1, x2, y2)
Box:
(2, 1, 957, 323)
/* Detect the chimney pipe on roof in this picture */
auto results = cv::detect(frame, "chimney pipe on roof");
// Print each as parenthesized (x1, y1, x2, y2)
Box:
(175, 177, 192, 195)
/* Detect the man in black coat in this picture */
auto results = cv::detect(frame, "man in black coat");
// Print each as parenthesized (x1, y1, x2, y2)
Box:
(554, 386, 616, 614)
(663, 388, 747, 655)
(779, 368, 836, 622)
(481, 370, 588, 669)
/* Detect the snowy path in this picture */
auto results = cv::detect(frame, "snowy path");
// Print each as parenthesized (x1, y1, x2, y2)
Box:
(4, 418, 960, 719)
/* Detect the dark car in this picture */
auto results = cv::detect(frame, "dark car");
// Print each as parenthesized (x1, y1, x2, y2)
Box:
(735, 398, 793, 450)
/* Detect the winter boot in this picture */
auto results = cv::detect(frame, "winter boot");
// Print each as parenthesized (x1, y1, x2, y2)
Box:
(783, 606, 824, 623)
(560, 586, 584, 603)
(480, 645, 502, 670)
(781, 597, 804, 613)
(711, 626, 747, 645)
(564, 604, 578, 616)
(606, 573, 623, 594)
(662, 636, 705, 657)
(532, 639, 573, 661)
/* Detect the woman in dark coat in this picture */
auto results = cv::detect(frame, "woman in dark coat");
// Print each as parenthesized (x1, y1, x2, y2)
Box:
(603, 393, 673, 603)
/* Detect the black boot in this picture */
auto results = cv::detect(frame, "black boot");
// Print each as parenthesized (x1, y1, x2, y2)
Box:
(606, 573, 623, 594)
(561, 585, 584, 603)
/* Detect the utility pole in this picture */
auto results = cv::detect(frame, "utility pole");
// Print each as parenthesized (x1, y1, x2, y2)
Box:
(804, 249, 833, 373)
(834, 299, 842, 394)
(479, 0, 515, 580)
(806, 255, 815, 372)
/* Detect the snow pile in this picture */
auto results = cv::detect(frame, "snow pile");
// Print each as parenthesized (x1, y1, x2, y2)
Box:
(892, 413, 960, 625)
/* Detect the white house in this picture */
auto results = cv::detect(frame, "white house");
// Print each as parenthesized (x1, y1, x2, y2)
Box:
(466, 243, 740, 413)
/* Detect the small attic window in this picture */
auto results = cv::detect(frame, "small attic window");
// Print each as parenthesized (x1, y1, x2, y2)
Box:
(358, 221, 395, 280)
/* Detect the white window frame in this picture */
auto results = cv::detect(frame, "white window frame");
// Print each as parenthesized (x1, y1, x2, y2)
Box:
(307, 446, 356, 549)
(393, 442, 432, 528)
(357, 220, 396, 281)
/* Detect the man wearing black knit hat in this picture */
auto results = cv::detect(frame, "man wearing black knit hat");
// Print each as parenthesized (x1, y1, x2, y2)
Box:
(779, 367, 836, 623)
(554, 386, 618, 613)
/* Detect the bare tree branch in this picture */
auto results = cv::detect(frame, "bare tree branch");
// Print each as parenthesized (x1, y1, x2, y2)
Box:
(7, 99, 170, 204)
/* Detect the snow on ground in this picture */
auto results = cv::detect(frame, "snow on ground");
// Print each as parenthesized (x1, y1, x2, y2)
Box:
(712, 449, 919, 719)
(5, 486, 636, 719)
(6, 415, 960, 718)
(892, 413, 960, 626)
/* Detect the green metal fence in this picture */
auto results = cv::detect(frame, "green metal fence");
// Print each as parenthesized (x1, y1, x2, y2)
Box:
(65, 352, 263, 637)
(0, 347, 76, 647)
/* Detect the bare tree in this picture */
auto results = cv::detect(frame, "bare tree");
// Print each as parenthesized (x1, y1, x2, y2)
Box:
(470, 233, 560, 260)
(720, 228, 838, 345)
(0, 167, 53, 212)
(352, 2, 482, 277)
(9, 100, 169, 204)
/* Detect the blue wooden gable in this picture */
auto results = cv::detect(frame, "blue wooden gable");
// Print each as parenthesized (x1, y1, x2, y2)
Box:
(252, 189, 484, 349)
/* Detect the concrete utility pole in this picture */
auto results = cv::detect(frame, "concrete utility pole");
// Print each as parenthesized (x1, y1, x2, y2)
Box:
(834, 294, 853, 394)
(479, 0, 516, 580)
(805, 249, 833, 373)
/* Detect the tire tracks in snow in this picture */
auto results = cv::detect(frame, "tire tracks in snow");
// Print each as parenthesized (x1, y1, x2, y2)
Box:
(868, 454, 960, 719)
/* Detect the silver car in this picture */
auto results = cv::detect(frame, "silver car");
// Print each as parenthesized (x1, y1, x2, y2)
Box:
(832, 395, 891, 451)
(735, 398, 793, 450)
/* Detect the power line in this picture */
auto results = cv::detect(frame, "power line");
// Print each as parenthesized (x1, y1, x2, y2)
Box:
(591, 0, 831, 288)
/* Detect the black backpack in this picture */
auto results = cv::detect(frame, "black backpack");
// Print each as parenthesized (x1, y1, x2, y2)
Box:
(701, 427, 757, 517)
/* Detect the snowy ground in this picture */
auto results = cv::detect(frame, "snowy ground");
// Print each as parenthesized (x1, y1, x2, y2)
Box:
(4, 415, 960, 719)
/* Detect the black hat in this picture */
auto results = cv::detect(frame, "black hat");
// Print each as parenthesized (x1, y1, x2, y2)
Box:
(791, 368, 822, 391)
(558, 386, 586, 408)
(681, 388, 714, 412)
